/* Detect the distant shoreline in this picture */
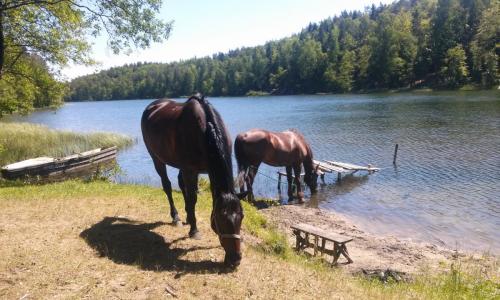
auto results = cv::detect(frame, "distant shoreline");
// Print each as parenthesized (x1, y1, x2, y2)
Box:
(65, 86, 498, 102)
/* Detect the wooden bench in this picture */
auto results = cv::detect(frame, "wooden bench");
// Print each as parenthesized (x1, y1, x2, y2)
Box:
(291, 223, 353, 265)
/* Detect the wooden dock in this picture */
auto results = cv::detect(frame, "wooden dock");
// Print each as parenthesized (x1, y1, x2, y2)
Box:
(277, 159, 379, 189)
(315, 159, 379, 181)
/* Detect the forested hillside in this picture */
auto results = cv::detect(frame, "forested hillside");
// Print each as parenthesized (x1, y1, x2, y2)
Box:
(68, 0, 499, 101)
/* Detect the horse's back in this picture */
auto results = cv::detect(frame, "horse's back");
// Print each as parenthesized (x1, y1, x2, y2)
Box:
(141, 97, 209, 171)
(235, 128, 309, 166)
(141, 99, 180, 125)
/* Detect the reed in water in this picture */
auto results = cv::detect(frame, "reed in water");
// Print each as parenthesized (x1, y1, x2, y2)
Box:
(0, 122, 133, 166)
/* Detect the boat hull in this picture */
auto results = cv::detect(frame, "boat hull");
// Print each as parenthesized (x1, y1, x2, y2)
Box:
(1, 147, 118, 181)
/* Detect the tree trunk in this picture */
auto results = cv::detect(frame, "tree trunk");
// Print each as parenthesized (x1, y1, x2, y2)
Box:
(0, 5, 4, 78)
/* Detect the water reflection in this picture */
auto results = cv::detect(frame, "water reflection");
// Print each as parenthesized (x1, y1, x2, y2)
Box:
(309, 174, 370, 208)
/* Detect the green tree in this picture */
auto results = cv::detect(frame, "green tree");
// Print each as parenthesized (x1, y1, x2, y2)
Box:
(0, 54, 66, 117)
(431, 0, 466, 72)
(471, 2, 499, 87)
(0, 0, 171, 116)
(294, 38, 326, 92)
(441, 44, 469, 86)
(336, 50, 355, 92)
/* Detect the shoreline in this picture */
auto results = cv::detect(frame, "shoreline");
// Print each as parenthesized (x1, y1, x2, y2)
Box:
(64, 87, 498, 102)
(260, 204, 496, 275)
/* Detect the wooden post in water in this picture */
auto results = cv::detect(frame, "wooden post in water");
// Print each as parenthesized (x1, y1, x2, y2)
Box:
(277, 172, 282, 191)
(393, 144, 399, 165)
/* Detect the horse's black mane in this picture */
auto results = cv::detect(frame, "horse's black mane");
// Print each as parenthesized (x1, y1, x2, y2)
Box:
(188, 94, 235, 198)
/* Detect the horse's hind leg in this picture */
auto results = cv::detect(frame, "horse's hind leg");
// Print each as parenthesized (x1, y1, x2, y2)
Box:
(181, 170, 200, 239)
(153, 159, 180, 224)
(238, 166, 248, 194)
(178, 170, 186, 199)
(286, 166, 294, 202)
(293, 164, 304, 203)
(246, 164, 259, 203)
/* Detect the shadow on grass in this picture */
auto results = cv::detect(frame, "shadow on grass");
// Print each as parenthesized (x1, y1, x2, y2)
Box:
(80, 216, 226, 276)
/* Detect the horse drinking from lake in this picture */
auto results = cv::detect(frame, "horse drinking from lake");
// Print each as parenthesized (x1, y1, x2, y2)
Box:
(235, 129, 318, 203)
(141, 94, 246, 268)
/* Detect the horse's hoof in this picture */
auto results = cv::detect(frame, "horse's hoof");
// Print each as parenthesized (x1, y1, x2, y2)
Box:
(189, 230, 202, 240)
(172, 216, 181, 226)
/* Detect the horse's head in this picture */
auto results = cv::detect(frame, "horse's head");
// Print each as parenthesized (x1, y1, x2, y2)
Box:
(211, 191, 248, 268)
(304, 165, 320, 194)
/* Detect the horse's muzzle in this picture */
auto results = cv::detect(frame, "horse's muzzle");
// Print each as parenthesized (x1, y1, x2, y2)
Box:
(224, 251, 242, 268)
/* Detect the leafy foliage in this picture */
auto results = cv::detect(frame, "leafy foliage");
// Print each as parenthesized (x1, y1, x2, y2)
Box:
(441, 45, 469, 87)
(68, 0, 499, 101)
(0, 54, 66, 117)
(0, 0, 172, 116)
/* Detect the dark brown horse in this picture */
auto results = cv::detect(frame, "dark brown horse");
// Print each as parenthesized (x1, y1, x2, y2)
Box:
(141, 94, 246, 268)
(235, 129, 318, 203)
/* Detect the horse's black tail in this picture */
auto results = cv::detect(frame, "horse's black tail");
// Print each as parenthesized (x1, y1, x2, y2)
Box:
(189, 93, 234, 193)
(234, 135, 248, 191)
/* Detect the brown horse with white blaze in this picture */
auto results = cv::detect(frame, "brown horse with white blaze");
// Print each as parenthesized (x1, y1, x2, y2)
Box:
(141, 94, 247, 268)
(235, 129, 319, 203)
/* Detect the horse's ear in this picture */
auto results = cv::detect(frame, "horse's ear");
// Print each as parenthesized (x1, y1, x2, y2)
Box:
(236, 191, 249, 200)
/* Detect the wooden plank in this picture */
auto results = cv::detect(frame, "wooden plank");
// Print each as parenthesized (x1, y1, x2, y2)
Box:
(2, 157, 55, 171)
(313, 160, 350, 173)
(291, 223, 353, 244)
(312, 160, 336, 173)
(277, 171, 304, 177)
(1, 147, 117, 180)
(325, 160, 380, 172)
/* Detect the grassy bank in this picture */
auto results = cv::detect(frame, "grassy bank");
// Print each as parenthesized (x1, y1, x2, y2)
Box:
(0, 122, 134, 166)
(0, 180, 497, 299)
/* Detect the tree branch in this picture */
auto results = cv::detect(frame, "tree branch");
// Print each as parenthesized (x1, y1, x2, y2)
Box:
(3, 0, 67, 11)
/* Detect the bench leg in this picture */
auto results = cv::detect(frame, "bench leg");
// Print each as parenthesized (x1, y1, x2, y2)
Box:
(294, 231, 300, 250)
(313, 236, 318, 256)
(294, 230, 308, 251)
(321, 239, 326, 256)
(340, 243, 353, 264)
(332, 242, 341, 265)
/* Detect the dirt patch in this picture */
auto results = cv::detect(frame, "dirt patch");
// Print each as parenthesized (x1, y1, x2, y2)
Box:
(0, 192, 380, 299)
(261, 204, 488, 275)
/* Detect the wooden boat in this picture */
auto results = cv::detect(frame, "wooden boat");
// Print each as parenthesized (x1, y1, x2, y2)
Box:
(1, 146, 117, 180)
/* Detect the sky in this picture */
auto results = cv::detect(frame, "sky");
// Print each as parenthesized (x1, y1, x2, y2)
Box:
(62, 0, 394, 80)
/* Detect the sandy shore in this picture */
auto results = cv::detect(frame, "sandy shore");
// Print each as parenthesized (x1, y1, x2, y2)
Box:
(260, 204, 492, 275)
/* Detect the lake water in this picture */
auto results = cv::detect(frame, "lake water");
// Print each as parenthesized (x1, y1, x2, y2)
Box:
(6, 91, 500, 253)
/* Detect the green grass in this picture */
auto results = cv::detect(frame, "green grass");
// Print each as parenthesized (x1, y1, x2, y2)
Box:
(361, 259, 499, 299)
(0, 179, 498, 299)
(0, 122, 134, 166)
(245, 90, 270, 96)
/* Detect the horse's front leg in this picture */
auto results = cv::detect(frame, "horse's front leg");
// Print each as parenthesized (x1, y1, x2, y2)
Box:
(153, 159, 180, 225)
(181, 170, 201, 239)
(293, 164, 304, 203)
(286, 166, 294, 202)
(246, 164, 260, 203)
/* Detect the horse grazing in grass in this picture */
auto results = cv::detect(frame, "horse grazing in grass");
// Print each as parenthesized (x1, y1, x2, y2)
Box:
(235, 129, 318, 203)
(141, 94, 247, 268)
